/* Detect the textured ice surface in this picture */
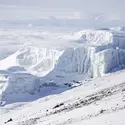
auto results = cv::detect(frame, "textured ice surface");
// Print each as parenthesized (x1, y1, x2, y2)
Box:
(1, 29, 125, 104)
(0, 72, 41, 104)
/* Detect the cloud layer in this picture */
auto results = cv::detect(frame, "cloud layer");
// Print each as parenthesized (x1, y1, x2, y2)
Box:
(0, 0, 125, 27)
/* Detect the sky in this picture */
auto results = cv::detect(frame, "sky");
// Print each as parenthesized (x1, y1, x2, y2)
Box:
(0, 0, 125, 27)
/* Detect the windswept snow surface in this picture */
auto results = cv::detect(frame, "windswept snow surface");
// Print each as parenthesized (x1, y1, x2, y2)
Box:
(1, 69, 125, 125)
(1, 28, 125, 104)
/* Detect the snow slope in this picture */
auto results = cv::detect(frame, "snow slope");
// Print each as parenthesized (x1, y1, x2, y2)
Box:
(1, 69, 125, 125)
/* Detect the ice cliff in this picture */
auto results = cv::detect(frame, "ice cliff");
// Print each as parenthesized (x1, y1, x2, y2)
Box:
(1, 29, 125, 104)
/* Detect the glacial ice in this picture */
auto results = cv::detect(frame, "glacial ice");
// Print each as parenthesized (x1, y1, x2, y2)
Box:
(0, 72, 41, 104)
(1, 29, 125, 104)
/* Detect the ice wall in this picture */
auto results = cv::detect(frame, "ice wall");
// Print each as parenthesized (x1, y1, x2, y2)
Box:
(0, 73, 41, 104)
(54, 30, 125, 78)
(55, 47, 94, 77)
(1, 30, 125, 104)
(0, 30, 125, 78)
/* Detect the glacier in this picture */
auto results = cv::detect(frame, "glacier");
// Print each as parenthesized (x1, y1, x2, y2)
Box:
(1, 29, 125, 104)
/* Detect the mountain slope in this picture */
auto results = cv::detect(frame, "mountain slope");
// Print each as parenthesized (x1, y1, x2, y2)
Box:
(1, 69, 125, 125)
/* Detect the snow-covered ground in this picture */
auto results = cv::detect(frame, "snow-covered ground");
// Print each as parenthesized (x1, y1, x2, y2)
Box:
(0, 27, 125, 125)
(1, 69, 125, 125)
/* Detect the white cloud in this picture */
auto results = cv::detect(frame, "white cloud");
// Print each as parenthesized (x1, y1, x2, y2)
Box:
(0, 0, 125, 27)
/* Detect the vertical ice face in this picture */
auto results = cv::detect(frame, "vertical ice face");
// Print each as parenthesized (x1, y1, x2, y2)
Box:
(0, 72, 41, 104)
(2, 73, 40, 95)
(1, 29, 125, 104)
(55, 47, 95, 77)
(0, 30, 125, 78)
(54, 30, 125, 78)
(92, 49, 125, 77)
